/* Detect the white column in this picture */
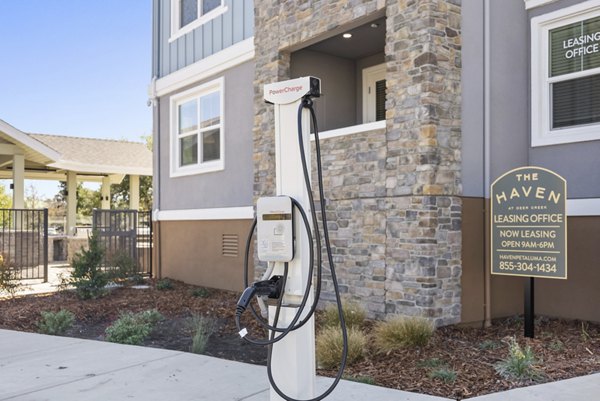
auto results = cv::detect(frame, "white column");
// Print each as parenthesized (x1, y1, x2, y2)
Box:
(129, 175, 140, 210)
(12, 154, 25, 209)
(66, 171, 77, 236)
(101, 176, 111, 209)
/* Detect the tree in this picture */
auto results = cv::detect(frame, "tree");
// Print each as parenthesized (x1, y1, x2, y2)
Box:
(57, 182, 101, 220)
(25, 184, 42, 209)
(110, 175, 152, 211)
(0, 184, 12, 209)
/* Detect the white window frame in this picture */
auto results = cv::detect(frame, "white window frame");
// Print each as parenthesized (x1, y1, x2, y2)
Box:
(170, 0, 227, 43)
(362, 63, 386, 124)
(170, 77, 225, 177)
(532, 0, 600, 147)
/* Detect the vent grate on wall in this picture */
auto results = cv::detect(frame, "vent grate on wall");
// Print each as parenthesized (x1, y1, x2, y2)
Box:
(222, 234, 239, 257)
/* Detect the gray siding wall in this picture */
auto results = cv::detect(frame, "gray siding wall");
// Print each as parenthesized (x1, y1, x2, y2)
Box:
(461, 0, 600, 199)
(154, 0, 254, 78)
(157, 61, 255, 210)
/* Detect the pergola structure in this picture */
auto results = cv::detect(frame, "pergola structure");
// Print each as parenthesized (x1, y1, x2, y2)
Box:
(0, 119, 152, 235)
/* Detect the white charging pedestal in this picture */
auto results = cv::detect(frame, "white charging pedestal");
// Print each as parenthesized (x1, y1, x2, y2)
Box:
(263, 77, 320, 401)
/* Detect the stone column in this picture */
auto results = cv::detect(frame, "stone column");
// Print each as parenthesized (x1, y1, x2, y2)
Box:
(12, 154, 24, 209)
(129, 175, 140, 210)
(66, 171, 77, 236)
(101, 176, 111, 209)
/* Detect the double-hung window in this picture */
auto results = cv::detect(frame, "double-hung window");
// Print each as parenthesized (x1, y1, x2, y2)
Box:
(170, 0, 226, 42)
(532, 1, 600, 146)
(171, 78, 224, 177)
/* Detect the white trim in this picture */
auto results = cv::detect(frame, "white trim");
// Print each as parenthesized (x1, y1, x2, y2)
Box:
(49, 161, 152, 176)
(0, 119, 60, 162)
(169, 1, 226, 43)
(531, 0, 600, 147)
(156, 206, 254, 221)
(362, 63, 386, 123)
(525, 0, 558, 10)
(156, 37, 254, 97)
(169, 77, 225, 178)
(311, 120, 386, 141)
(567, 198, 600, 216)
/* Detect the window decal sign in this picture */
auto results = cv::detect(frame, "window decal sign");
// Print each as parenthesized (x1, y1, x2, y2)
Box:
(550, 16, 600, 77)
(491, 167, 567, 279)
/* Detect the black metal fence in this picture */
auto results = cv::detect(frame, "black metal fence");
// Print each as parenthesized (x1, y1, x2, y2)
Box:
(92, 209, 152, 276)
(0, 208, 48, 281)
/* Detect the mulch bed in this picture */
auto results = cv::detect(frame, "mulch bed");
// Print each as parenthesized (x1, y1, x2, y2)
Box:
(1, 280, 599, 400)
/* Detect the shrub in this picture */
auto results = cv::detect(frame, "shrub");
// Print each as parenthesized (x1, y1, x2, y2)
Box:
(189, 315, 216, 354)
(495, 337, 543, 381)
(373, 316, 434, 353)
(105, 309, 163, 345)
(38, 310, 75, 335)
(322, 300, 367, 329)
(0, 259, 22, 298)
(156, 278, 173, 291)
(316, 327, 367, 369)
(429, 367, 457, 383)
(69, 232, 109, 299)
(190, 287, 211, 298)
(418, 358, 446, 369)
(106, 251, 136, 282)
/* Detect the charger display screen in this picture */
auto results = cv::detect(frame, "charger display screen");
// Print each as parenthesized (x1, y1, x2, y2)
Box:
(262, 213, 292, 221)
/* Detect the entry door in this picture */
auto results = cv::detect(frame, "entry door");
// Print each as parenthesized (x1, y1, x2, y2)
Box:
(363, 63, 387, 123)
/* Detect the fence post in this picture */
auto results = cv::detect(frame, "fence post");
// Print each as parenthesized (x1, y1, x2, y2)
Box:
(43, 208, 48, 282)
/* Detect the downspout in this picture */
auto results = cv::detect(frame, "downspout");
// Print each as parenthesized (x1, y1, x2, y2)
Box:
(483, 0, 492, 328)
(150, 0, 162, 279)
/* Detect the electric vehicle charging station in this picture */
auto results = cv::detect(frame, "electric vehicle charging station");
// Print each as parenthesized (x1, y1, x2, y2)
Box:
(263, 77, 318, 400)
(236, 77, 348, 401)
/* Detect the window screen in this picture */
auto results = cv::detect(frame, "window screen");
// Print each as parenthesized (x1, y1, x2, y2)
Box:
(180, 0, 198, 28)
(552, 74, 600, 128)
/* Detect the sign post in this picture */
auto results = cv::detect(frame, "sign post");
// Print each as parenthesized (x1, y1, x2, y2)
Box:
(491, 166, 567, 338)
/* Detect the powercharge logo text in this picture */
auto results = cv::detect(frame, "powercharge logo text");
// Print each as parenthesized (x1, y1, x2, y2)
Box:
(268, 86, 304, 96)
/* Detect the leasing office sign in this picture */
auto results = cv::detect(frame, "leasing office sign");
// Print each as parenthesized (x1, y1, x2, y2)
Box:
(491, 167, 567, 279)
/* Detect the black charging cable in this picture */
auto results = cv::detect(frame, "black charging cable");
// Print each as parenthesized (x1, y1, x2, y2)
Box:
(235, 96, 348, 401)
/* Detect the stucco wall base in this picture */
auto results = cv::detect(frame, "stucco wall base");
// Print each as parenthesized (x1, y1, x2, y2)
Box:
(156, 219, 253, 292)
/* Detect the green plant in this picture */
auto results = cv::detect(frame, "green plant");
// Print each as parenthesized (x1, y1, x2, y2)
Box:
(322, 300, 367, 329)
(373, 317, 434, 353)
(429, 367, 457, 383)
(316, 327, 367, 369)
(105, 309, 163, 345)
(418, 358, 446, 369)
(189, 315, 216, 354)
(156, 278, 173, 291)
(69, 231, 109, 299)
(37, 310, 75, 335)
(190, 287, 211, 298)
(548, 339, 564, 352)
(495, 337, 543, 381)
(478, 339, 500, 350)
(343, 375, 375, 385)
(106, 251, 136, 282)
(0, 259, 22, 298)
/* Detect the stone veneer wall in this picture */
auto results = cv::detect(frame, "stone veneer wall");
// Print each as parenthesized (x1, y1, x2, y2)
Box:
(253, 0, 462, 326)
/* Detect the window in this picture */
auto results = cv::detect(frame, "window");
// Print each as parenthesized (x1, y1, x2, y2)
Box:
(170, 0, 226, 42)
(171, 78, 224, 177)
(362, 63, 387, 124)
(532, 1, 600, 146)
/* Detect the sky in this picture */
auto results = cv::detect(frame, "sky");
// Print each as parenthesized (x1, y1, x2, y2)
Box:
(0, 0, 152, 199)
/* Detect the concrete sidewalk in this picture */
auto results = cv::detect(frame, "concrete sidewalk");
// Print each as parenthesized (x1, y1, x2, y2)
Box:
(1, 329, 598, 401)
(0, 329, 448, 401)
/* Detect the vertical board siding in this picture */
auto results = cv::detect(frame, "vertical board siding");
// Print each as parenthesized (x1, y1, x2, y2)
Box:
(157, 0, 254, 78)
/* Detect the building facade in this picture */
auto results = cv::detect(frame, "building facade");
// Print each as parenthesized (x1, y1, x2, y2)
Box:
(152, 0, 600, 326)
